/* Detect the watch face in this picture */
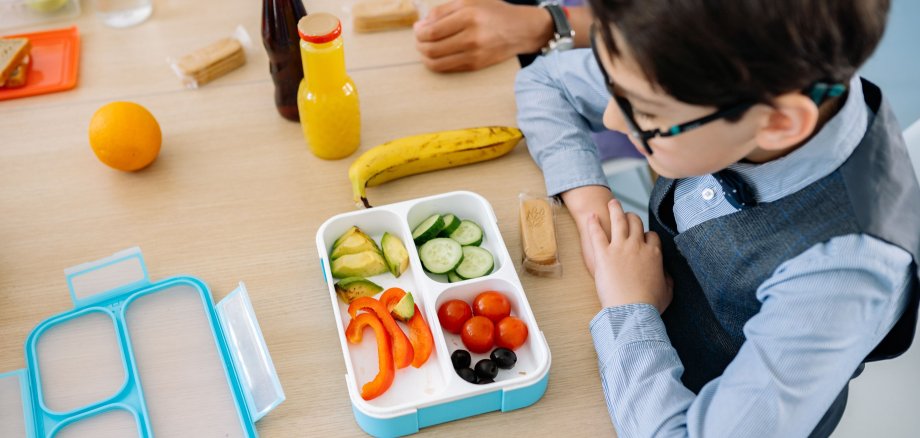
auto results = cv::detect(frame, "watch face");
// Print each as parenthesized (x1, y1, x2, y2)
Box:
(543, 36, 574, 54)
(556, 37, 574, 51)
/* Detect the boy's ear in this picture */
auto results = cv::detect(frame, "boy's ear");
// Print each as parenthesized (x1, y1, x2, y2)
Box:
(754, 93, 820, 151)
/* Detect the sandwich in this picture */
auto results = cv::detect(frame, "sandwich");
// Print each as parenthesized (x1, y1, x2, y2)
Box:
(0, 37, 31, 88)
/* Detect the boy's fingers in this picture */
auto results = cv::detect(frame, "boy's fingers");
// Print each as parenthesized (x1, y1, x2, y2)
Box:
(645, 230, 661, 248)
(586, 214, 609, 253)
(608, 199, 628, 242)
(625, 213, 644, 240)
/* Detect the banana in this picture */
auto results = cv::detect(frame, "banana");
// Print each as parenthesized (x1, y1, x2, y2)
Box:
(349, 126, 523, 208)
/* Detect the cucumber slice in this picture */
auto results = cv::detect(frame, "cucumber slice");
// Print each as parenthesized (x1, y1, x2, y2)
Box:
(419, 238, 463, 274)
(449, 220, 484, 246)
(412, 214, 445, 245)
(439, 214, 462, 236)
(454, 246, 494, 279)
(447, 271, 464, 283)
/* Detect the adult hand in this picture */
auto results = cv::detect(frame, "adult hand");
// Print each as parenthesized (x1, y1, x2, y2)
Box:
(414, 0, 553, 72)
(587, 199, 672, 313)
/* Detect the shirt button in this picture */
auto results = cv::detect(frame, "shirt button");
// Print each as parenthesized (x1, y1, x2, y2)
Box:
(701, 188, 715, 201)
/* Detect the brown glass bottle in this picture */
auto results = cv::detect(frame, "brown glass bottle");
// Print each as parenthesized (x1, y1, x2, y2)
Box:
(262, 0, 308, 121)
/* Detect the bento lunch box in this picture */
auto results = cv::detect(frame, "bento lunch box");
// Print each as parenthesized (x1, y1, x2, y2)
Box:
(0, 248, 284, 437)
(316, 191, 551, 437)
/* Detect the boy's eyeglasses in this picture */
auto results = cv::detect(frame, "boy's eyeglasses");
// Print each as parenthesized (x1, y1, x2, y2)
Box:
(590, 25, 754, 155)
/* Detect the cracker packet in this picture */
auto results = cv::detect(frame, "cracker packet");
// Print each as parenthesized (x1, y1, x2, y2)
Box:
(519, 193, 562, 277)
(353, 0, 419, 33)
(168, 25, 253, 89)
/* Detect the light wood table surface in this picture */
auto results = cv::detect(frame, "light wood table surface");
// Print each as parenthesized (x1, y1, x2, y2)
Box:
(0, 0, 616, 436)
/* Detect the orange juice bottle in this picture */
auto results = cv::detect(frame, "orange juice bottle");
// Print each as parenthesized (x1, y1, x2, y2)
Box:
(296, 13, 361, 160)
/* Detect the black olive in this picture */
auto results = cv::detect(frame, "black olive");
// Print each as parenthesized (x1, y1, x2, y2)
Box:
(451, 350, 471, 369)
(490, 348, 517, 369)
(457, 367, 478, 384)
(477, 377, 494, 385)
(474, 359, 498, 380)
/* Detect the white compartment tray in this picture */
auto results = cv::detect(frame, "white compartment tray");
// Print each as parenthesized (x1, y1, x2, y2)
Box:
(316, 191, 551, 436)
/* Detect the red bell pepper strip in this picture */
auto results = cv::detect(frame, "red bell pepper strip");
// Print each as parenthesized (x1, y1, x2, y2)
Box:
(348, 296, 414, 369)
(380, 288, 434, 368)
(345, 313, 395, 401)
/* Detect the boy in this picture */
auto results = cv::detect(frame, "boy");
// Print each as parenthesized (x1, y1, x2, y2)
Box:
(515, 0, 920, 436)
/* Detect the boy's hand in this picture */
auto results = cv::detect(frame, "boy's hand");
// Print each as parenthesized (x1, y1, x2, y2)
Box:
(587, 199, 672, 313)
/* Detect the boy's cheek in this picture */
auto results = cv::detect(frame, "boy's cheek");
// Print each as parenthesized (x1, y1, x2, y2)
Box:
(646, 156, 680, 179)
(647, 147, 717, 179)
(648, 132, 752, 179)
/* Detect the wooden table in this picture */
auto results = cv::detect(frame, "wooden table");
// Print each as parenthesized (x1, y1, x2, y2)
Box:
(0, 0, 615, 436)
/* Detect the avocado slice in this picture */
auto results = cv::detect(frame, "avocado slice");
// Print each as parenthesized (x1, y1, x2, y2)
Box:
(381, 232, 410, 277)
(330, 226, 380, 260)
(334, 277, 383, 303)
(390, 291, 415, 321)
(330, 250, 388, 278)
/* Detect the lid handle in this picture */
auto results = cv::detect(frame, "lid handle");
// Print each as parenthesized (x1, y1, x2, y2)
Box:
(216, 282, 285, 422)
(64, 247, 150, 307)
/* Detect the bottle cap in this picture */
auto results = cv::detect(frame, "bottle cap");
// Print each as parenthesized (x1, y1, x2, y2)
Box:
(298, 13, 342, 44)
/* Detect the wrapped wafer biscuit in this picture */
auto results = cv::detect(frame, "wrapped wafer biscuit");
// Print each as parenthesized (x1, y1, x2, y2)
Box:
(519, 193, 562, 277)
(168, 26, 253, 89)
(353, 0, 418, 33)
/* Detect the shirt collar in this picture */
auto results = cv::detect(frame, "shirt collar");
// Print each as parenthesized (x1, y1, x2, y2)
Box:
(728, 75, 868, 203)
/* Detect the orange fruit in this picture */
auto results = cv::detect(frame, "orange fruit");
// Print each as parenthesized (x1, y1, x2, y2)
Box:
(89, 102, 162, 171)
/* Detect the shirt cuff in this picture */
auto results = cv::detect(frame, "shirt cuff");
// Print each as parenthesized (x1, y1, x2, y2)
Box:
(541, 147, 609, 196)
(590, 304, 671, 351)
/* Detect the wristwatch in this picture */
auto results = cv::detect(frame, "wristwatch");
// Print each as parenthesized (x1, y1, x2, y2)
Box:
(538, 1, 574, 54)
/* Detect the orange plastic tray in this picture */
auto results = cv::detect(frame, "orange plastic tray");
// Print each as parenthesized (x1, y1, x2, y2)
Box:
(0, 26, 80, 101)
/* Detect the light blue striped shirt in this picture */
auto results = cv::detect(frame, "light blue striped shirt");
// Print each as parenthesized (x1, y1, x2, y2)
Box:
(516, 50, 913, 437)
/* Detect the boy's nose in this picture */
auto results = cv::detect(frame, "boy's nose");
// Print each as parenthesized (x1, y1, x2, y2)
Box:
(603, 99, 628, 133)
(603, 101, 650, 157)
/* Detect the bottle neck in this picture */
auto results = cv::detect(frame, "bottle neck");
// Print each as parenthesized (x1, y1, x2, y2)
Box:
(301, 37, 347, 89)
(262, 0, 306, 44)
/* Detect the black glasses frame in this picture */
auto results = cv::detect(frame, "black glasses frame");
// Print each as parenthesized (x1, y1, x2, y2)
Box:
(589, 25, 755, 155)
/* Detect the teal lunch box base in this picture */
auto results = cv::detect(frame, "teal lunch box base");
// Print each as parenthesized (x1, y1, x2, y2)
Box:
(0, 247, 284, 437)
(352, 371, 550, 438)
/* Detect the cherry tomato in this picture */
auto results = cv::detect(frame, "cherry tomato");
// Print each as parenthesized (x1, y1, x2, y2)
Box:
(438, 299, 473, 334)
(494, 316, 528, 350)
(461, 316, 495, 354)
(472, 291, 512, 323)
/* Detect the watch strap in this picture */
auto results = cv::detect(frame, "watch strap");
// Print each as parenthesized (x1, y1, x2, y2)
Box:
(539, 2, 574, 54)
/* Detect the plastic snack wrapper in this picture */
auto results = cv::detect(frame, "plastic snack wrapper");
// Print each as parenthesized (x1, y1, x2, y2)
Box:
(519, 193, 562, 277)
(351, 0, 418, 33)
(167, 25, 252, 89)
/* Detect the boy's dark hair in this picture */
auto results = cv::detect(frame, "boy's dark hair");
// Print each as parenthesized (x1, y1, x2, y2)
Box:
(587, 0, 891, 109)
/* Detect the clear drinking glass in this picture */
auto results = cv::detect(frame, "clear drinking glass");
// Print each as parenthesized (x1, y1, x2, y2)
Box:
(94, 0, 153, 28)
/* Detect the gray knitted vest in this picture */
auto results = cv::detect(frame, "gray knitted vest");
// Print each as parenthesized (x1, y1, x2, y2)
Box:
(648, 79, 920, 394)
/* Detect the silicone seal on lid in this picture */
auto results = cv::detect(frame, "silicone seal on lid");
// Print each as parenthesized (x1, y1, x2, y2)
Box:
(298, 13, 342, 44)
